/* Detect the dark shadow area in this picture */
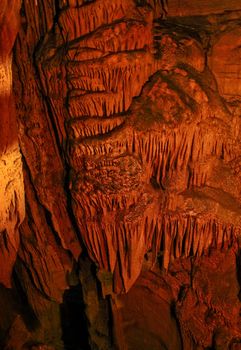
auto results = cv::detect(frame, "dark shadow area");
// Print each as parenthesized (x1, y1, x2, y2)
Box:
(60, 284, 90, 350)
(0, 265, 40, 349)
(170, 301, 184, 350)
(12, 266, 40, 332)
(0, 283, 20, 347)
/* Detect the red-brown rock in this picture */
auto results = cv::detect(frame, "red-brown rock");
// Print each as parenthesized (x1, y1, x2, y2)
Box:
(0, 0, 241, 349)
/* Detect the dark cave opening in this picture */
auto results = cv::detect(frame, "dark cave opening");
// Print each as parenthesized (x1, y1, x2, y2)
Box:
(60, 284, 90, 350)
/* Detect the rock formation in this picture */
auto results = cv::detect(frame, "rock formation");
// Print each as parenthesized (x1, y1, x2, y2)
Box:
(0, 0, 24, 288)
(0, 0, 241, 349)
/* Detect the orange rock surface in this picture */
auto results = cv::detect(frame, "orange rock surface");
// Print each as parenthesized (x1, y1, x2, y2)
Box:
(0, 0, 241, 349)
(0, 0, 24, 288)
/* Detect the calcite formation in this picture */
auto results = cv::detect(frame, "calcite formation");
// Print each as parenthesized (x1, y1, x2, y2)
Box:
(36, 0, 241, 294)
(1, 0, 241, 349)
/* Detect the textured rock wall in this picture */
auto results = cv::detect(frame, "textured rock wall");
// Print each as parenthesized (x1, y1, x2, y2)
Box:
(0, 0, 24, 287)
(0, 0, 241, 349)
(34, 0, 241, 296)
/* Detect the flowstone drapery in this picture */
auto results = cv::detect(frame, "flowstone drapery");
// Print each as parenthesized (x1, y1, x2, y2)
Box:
(1, 1, 241, 349)
(36, 0, 241, 294)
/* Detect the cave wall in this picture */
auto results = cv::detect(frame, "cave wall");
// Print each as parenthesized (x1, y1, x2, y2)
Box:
(0, 0, 241, 349)
(0, 0, 24, 289)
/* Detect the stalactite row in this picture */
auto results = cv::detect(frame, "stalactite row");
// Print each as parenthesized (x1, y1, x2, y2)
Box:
(68, 112, 234, 169)
(66, 53, 159, 118)
(66, 52, 155, 87)
(66, 19, 153, 55)
(138, 124, 234, 186)
(71, 184, 239, 293)
(67, 115, 125, 139)
(58, 0, 137, 41)
(159, 216, 237, 266)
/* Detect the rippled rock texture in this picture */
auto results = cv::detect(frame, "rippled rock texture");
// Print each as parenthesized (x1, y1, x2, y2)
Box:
(1, 0, 241, 349)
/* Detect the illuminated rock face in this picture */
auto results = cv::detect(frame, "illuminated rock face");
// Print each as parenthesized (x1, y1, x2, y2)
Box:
(0, 0, 24, 287)
(1, 0, 241, 349)
(37, 0, 163, 294)
(36, 0, 241, 294)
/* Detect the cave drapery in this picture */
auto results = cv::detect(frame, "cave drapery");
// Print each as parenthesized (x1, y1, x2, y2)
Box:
(0, 0, 241, 349)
